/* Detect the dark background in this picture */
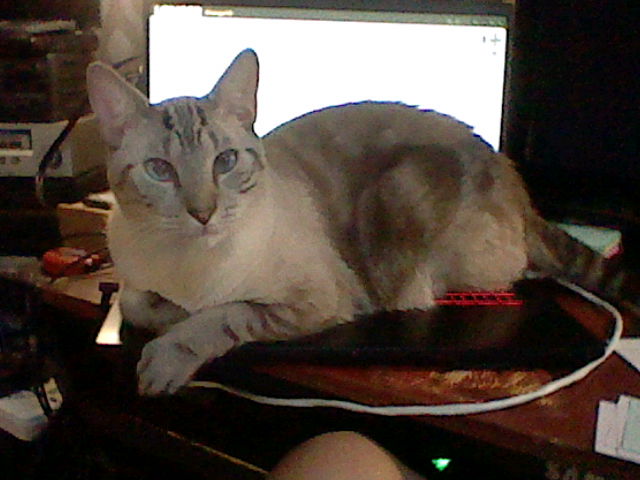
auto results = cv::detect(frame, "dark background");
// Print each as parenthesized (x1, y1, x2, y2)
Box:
(507, 0, 639, 225)
(0, 1, 99, 28)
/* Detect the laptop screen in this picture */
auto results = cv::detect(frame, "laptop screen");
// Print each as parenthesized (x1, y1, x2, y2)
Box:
(148, 3, 510, 150)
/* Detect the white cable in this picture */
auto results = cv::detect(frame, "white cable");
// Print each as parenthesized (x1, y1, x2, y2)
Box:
(188, 277, 623, 416)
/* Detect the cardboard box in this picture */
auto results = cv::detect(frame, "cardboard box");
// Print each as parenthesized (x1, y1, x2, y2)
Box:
(56, 200, 110, 253)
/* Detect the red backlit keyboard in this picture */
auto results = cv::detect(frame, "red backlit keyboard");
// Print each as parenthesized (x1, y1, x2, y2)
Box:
(436, 292, 523, 306)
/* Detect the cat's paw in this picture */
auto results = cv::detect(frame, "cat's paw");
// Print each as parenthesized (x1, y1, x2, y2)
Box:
(136, 336, 207, 396)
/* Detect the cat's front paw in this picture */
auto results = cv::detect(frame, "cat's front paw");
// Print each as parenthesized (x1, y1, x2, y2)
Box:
(136, 336, 208, 396)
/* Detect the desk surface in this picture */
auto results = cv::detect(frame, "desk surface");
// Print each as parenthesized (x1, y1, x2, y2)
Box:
(4, 259, 640, 479)
(233, 287, 640, 479)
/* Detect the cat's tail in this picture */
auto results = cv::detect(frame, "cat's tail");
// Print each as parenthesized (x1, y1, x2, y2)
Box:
(525, 212, 640, 316)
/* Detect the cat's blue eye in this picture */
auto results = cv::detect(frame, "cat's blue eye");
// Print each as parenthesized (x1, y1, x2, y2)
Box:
(143, 158, 176, 183)
(214, 149, 238, 176)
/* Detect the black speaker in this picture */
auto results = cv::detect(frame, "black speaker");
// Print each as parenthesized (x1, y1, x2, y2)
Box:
(506, 0, 640, 223)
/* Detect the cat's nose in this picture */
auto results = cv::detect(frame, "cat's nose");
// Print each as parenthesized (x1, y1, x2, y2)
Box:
(188, 208, 214, 225)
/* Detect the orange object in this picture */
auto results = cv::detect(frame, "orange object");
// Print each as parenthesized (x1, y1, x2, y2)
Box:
(42, 247, 103, 277)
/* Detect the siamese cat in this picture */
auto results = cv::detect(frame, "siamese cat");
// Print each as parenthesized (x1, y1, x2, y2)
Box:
(86, 50, 634, 395)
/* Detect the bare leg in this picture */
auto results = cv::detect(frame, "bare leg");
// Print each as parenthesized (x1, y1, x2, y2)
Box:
(268, 431, 426, 480)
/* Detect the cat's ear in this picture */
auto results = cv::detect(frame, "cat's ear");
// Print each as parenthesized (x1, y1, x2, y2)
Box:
(206, 49, 258, 129)
(86, 62, 149, 148)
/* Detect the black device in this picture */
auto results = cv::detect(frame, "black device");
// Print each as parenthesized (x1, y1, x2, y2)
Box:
(0, 276, 44, 397)
(226, 278, 611, 373)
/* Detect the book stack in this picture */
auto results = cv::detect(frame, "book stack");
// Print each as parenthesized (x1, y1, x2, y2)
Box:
(0, 20, 97, 122)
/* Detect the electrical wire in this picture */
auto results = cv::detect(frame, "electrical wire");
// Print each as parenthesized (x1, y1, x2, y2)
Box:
(35, 100, 88, 207)
(32, 382, 54, 418)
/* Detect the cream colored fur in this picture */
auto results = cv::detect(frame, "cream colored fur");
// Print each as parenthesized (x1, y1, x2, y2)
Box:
(87, 50, 537, 395)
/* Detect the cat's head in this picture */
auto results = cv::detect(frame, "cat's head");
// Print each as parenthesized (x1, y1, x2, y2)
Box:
(86, 50, 267, 243)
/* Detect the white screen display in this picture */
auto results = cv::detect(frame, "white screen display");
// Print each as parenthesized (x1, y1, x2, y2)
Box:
(149, 5, 508, 149)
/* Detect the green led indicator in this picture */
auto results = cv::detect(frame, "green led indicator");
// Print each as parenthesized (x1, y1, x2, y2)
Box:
(432, 458, 452, 472)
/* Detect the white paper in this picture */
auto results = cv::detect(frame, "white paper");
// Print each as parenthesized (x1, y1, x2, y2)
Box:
(595, 400, 618, 457)
(0, 379, 63, 441)
(616, 338, 640, 372)
(622, 397, 640, 455)
(595, 395, 640, 464)
(95, 290, 122, 346)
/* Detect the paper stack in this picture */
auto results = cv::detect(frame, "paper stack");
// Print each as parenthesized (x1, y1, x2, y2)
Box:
(595, 395, 640, 464)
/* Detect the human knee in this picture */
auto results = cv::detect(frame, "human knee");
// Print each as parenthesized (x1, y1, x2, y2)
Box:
(268, 431, 405, 480)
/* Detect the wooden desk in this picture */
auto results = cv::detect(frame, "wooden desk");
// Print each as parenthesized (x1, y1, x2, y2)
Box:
(6, 260, 640, 480)
(252, 357, 640, 479)
(228, 288, 640, 480)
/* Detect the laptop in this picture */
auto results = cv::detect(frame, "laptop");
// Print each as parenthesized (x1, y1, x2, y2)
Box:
(225, 278, 610, 372)
(146, 1, 511, 150)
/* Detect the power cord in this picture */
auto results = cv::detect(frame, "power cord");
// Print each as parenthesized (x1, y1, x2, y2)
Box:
(32, 382, 53, 418)
(35, 99, 88, 207)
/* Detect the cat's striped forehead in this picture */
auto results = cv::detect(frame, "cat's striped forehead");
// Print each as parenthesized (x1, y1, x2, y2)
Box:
(157, 99, 219, 153)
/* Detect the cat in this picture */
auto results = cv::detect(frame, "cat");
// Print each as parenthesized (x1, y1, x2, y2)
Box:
(86, 49, 636, 396)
